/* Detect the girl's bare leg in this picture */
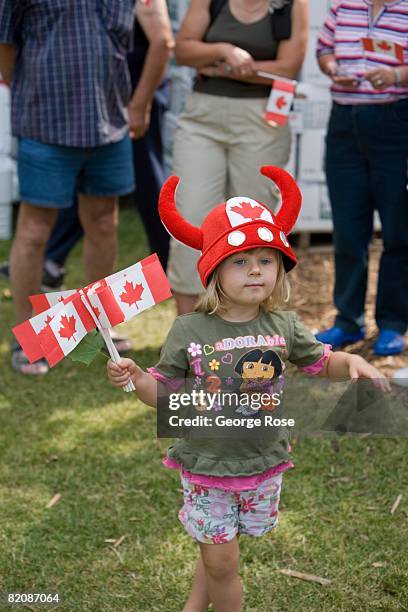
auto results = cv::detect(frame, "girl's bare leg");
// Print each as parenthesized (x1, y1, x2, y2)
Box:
(182, 554, 211, 612)
(199, 537, 242, 612)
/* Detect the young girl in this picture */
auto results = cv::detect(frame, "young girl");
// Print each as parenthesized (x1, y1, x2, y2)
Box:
(108, 166, 389, 612)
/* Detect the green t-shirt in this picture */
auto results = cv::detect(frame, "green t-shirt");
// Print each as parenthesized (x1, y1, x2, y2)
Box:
(154, 309, 326, 477)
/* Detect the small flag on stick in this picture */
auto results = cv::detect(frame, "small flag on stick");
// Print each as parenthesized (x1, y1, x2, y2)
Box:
(14, 254, 172, 391)
(264, 79, 296, 127)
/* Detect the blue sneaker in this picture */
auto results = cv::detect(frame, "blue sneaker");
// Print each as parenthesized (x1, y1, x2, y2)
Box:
(315, 326, 365, 349)
(373, 330, 405, 356)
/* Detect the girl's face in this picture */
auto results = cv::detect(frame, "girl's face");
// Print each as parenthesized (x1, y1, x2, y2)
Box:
(218, 248, 279, 307)
(242, 360, 275, 382)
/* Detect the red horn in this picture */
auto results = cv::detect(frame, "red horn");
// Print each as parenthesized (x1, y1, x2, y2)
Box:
(158, 176, 203, 250)
(260, 166, 302, 234)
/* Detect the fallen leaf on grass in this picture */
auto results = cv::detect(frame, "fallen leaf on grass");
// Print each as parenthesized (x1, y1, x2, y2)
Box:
(372, 562, 387, 568)
(2, 288, 11, 299)
(109, 546, 124, 564)
(276, 569, 331, 586)
(403, 511, 408, 519)
(113, 535, 126, 548)
(46, 493, 61, 508)
(46, 455, 59, 463)
(390, 494, 402, 515)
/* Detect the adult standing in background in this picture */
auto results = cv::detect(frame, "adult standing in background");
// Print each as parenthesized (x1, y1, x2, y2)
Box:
(315, 0, 408, 356)
(127, 0, 174, 269)
(1, 1, 133, 374)
(167, 0, 309, 315)
(27, 0, 175, 288)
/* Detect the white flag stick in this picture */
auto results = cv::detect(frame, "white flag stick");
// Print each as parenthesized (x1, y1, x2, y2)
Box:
(100, 328, 136, 392)
(79, 292, 135, 393)
(256, 71, 297, 86)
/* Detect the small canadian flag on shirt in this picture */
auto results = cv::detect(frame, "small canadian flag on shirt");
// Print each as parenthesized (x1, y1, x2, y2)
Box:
(264, 79, 296, 127)
(362, 37, 404, 62)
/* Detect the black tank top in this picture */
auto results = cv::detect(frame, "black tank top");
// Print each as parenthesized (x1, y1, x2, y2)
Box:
(194, 2, 279, 98)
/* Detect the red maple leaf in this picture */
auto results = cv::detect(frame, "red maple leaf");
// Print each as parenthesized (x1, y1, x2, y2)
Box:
(58, 314, 77, 341)
(276, 95, 287, 110)
(120, 280, 144, 306)
(378, 41, 391, 51)
(230, 201, 265, 220)
(39, 314, 54, 333)
(92, 305, 101, 319)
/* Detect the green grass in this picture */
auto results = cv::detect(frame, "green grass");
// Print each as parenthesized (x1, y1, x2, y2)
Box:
(0, 209, 407, 611)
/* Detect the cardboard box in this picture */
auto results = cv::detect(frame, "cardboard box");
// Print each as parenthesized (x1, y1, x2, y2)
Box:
(298, 129, 326, 183)
(295, 182, 333, 231)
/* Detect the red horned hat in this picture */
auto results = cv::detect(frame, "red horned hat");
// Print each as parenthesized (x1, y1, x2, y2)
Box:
(159, 166, 302, 287)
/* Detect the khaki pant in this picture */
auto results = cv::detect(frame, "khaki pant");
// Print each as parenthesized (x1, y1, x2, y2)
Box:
(167, 91, 291, 294)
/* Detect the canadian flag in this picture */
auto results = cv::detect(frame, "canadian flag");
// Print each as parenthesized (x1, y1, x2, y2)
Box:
(29, 288, 96, 333)
(30, 254, 172, 329)
(362, 37, 404, 62)
(30, 289, 77, 313)
(13, 295, 96, 365)
(86, 253, 172, 325)
(264, 79, 296, 126)
(13, 301, 66, 362)
(39, 298, 92, 366)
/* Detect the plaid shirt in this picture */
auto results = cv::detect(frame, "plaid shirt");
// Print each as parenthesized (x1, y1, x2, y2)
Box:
(0, 0, 136, 147)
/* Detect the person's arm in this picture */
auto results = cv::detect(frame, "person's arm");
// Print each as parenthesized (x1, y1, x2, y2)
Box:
(128, 0, 175, 140)
(315, 0, 359, 88)
(108, 358, 158, 407)
(317, 351, 391, 392)
(175, 0, 255, 74)
(0, 42, 16, 84)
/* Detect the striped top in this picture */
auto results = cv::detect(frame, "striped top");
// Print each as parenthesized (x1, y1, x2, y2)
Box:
(316, 0, 408, 104)
(0, 0, 135, 147)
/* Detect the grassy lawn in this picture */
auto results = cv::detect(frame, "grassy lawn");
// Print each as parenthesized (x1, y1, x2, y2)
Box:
(0, 208, 407, 611)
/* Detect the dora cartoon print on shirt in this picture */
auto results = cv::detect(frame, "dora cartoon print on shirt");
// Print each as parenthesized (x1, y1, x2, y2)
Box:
(152, 310, 326, 408)
(185, 331, 286, 415)
(234, 349, 285, 415)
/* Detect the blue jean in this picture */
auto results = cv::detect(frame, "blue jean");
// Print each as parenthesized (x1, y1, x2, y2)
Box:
(325, 100, 408, 335)
(18, 136, 135, 208)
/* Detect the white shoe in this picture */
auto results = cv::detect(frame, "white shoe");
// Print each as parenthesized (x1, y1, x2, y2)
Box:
(392, 366, 408, 388)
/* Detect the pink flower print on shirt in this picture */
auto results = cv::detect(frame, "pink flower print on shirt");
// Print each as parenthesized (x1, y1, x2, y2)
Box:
(241, 497, 257, 514)
(188, 342, 202, 357)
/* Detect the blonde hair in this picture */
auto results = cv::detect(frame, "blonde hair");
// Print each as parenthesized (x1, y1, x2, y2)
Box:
(195, 249, 291, 315)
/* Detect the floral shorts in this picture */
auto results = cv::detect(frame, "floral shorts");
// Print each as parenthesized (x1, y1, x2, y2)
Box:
(179, 473, 283, 544)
